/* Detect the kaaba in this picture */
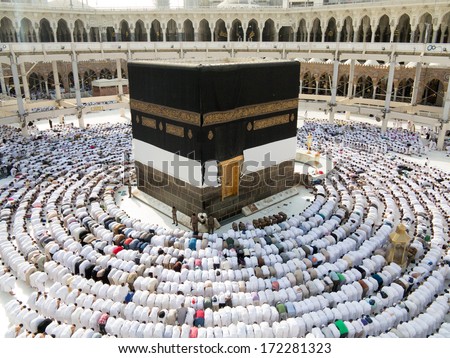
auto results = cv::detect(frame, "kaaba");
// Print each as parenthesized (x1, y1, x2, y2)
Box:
(128, 59, 300, 220)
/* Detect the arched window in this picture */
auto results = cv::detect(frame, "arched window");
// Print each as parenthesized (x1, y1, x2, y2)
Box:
(375, 15, 390, 42)
(230, 19, 243, 42)
(56, 19, 71, 42)
(183, 19, 194, 41)
(421, 79, 444, 106)
(262, 19, 276, 42)
(99, 68, 113, 80)
(310, 18, 322, 42)
(198, 19, 211, 41)
(355, 76, 373, 98)
(297, 19, 307, 42)
(214, 19, 227, 42)
(39, 18, 54, 43)
(246, 19, 259, 42)
(357, 16, 372, 42)
(20, 18, 37, 43)
(394, 14, 411, 43)
(166, 19, 177, 41)
(325, 18, 337, 42)
(150, 20, 163, 42)
(0, 17, 17, 43)
(73, 19, 87, 42)
(397, 78, 414, 103)
(120, 20, 131, 41)
(135, 20, 147, 42)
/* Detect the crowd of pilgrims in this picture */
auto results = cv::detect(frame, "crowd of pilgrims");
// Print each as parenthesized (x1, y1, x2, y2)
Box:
(0, 117, 449, 338)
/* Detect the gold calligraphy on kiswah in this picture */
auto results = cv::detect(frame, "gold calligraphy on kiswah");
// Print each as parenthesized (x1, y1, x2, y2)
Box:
(166, 123, 184, 138)
(203, 98, 298, 126)
(130, 99, 201, 126)
(141, 116, 157, 129)
(253, 114, 291, 130)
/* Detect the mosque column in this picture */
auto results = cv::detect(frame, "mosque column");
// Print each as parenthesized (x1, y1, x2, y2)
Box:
(20, 62, 31, 100)
(44, 80, 49, 97)
(390, 26, 395, 42)
(372, 86, 377, 99)
(410, 62, 422, 106)
(0, 63, 7, 95)
(52, 27, 58, 42)
(439, 25, 447, 43)
(10, 53, 28, 135)
(353, 27, 358, 42)
(347, 59, 355, 98)
(371, 27, 376, 43)
(393, 86, 398, 102)
(71, 50, 84, 128)
(437, 81, 450, 150)
(381, 55, 396, 134)
(299, 79, 303, 94)
(432, 26, 439, 43)
(116, 58, 123, 97)
(315, 76, 319, 95)
(52, 60, 61, 101)
(328, 58, 339, 122)
(410, 28, 416, 43)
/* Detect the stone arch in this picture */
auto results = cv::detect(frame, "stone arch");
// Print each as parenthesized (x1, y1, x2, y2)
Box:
(214, 19, 227, 42)
(183, 19, 194, 41)
(135, 20, 147, 42)
(39, 18, 53, 43)
(83, 69, 97, 91)
(318, 73, 331, 95)
(150, 20, 163, 42)
(375, 77, 389, 100)
(436, 12, 450, 43)
(279, 26, 294, 42)
(340, 16, 353, 42)
(19, 18, 37, 42)
(337, 74, 349, 96)
(166, 19, 177, 41)
(414, 13, 433, 43)
(355, 76, 373, 98)
(357, 15, 372, 42)
(230, 19, 244, 42)
(0, 17, 17, 42)
(246, 19, 259, 42)
(120, 20, 131, 41)
(28, 72, 45, 98)
(397, 78, 414, 102)
(99, 68, 113, 79)
(301, 71, 315, 94)
(421, 79, 444, 106)
(297, 19, 307, 42)
(262, 19, 276, 42)
(198, 19, 211, 41)
(89, 27, 100, 42)
(56, 19, 71, 42)
(375, 15, 391, 42)
(325, 17, 337, 42)
(73, 19, 87, 42)
(310, 18, 322, 42)
(47, 71, 63, 91)
(106, 26, 116, 42)
(394, 14, 411, 43)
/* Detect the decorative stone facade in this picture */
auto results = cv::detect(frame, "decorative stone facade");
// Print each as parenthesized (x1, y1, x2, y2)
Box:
(136, 160, 295, 221)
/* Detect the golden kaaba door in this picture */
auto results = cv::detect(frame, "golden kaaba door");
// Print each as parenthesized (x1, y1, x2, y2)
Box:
(220, 155, 243, 200)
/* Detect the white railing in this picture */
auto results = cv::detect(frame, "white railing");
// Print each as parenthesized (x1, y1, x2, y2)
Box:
(3, 41, 448, 58)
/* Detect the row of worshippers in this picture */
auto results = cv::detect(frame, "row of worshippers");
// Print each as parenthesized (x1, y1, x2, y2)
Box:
(0, 116, 446, 338)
